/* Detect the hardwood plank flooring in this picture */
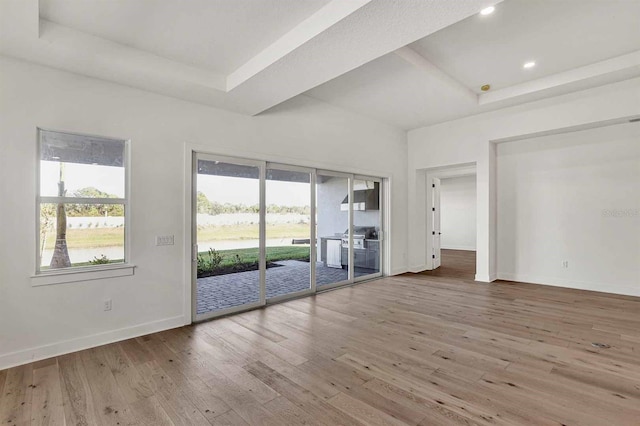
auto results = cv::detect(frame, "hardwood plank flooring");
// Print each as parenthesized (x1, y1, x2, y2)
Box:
(420, 249, 476, 281)
(2, 250, 639, 425)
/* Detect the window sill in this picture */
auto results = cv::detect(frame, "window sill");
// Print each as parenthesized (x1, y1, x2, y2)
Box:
(31, 264, 136, 286)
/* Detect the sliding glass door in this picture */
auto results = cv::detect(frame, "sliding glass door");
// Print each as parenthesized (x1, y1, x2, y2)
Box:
(194, 156, 264, 320)
(353, 177, 383, 281)
(265, 165, 313, 301)
(193, 153, 384, 321)
(316, 171, 352, 288)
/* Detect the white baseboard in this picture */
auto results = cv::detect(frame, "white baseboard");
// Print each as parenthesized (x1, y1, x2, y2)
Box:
(441, 246, 476, 251)
(409, 264, 429, 273)
(496, 273, 640, 297)
(390, 267, 409, 275)
(475, 273, 497, 282)
(0, 315, 185, 370)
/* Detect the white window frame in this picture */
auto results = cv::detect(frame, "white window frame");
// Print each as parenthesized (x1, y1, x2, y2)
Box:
(32, 128, 134, 286)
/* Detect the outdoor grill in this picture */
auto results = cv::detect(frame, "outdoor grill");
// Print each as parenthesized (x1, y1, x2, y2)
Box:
(341, 226, 378, 250)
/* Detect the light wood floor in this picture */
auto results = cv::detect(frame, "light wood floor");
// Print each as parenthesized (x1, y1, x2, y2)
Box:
(2, 251, 639, 425)
(420, 249, 477, 281)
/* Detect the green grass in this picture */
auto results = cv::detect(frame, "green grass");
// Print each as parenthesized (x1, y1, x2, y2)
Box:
(41, 223, 309, 251)
(199, 246, 310, 268)
(197, 245, 310, 278)
(40, 259, 124, 270)
(42, 228, 124, 250)
(197, 223, 309, 241)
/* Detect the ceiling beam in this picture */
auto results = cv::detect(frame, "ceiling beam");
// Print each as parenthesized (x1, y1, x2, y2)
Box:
(227, 0, 372, 91)
(230, 0, 502, 115)
(393, 46, 478, 103)
(38, 20, 227, 91)
(479, 50, 640, 106)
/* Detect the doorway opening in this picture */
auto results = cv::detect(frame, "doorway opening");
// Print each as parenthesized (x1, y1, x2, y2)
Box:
(424, 165, 477, 281)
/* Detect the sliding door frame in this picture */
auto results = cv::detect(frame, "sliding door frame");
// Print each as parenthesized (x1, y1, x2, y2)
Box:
(264, 162, 316, 304)
(354, 174, 384, 283)
(192, 152, 266, 322)
(191, 154, 385, 322)
(314, 169, 353, 291)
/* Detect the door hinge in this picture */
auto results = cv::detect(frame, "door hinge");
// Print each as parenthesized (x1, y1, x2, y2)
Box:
(432, 207, 435, 211)
(432, 183, 435, 188)
(432, 231, 435, 235)
(192, 244, 198, 262)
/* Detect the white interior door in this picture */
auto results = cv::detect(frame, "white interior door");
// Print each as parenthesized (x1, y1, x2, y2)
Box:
(432, 177, 441, 269)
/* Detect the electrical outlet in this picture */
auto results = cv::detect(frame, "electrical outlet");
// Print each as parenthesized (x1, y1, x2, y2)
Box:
(562, 260, 569, 268)
(156, 235, 174, 246)
(103, 299, 112, 311)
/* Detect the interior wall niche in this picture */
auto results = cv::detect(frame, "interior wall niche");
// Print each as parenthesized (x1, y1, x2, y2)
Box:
(496, 121, 640, 296)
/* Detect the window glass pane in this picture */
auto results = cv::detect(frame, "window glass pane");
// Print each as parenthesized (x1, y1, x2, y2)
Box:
(40, 130, 125, 198)
(265, 169, 311, 299)
(316, 174, 350, 287)
(40, 203, 125, 270)
(196, 160, 261, 316)
(353, 180, 381, 278)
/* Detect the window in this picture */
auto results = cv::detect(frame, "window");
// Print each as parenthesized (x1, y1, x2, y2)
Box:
(37, 129, 128, 274)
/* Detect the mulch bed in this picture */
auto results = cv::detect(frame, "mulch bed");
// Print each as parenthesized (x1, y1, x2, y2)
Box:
(197, 261, 283, 278)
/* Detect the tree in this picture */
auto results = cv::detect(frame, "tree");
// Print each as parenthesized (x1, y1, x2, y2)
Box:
(69, 187, 124, 217)
(39, 204, 55, 261)
(50, 163, 71, 268)
(197, 191, 212, 214)
(73, 187, 112, 198)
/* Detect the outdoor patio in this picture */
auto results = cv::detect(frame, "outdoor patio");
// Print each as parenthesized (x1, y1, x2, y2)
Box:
(197, 260, 374, 315)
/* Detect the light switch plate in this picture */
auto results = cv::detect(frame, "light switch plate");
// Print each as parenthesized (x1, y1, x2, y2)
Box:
(156, 235, 175, 246)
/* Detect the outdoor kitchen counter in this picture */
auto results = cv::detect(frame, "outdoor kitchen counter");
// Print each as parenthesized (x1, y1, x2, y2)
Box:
(320, 237, 380, 271)
(320, 236, 342, 267)
(341, 239, 380, 270)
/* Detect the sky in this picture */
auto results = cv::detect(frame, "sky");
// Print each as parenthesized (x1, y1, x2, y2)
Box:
(199, 175, 310, 206)
(40, 161, 125, 198)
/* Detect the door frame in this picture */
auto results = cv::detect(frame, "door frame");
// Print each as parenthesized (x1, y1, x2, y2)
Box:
(313, 170, 353, 291)
(425, 165, 476, 270)
(431, 177, 441, 269)
(354, 174, 384, 283)
(188, 151, 388, 323)
(192, 152, 266, 322)
(264, 162, 316, 303)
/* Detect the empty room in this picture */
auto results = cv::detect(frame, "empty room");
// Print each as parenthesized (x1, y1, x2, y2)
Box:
(1, 1, 639, 425)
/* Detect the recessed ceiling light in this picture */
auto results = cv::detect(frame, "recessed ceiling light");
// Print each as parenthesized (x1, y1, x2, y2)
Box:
(480, 6, 495, 15)
(523, 61, 536, 69)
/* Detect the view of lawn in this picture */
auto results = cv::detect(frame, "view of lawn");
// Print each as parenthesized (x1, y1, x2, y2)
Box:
(197, 246, 310, 277)
(200, 246, 310, 266)
(42, 228, 124, 249)
(198, 223, 309, 241)
(41, 223, 309, 250)
(41, 223, 310, 276)
(40, 258, 125, 270)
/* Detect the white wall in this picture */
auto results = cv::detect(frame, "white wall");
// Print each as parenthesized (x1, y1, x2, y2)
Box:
(0, 56, 409, 369)
(497, 123, 640, 296)
(440, 175, 476, 251)
(408, 77, 640, 282)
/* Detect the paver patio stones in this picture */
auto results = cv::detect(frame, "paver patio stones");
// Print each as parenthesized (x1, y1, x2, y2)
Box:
(196, 260, 375, 314)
